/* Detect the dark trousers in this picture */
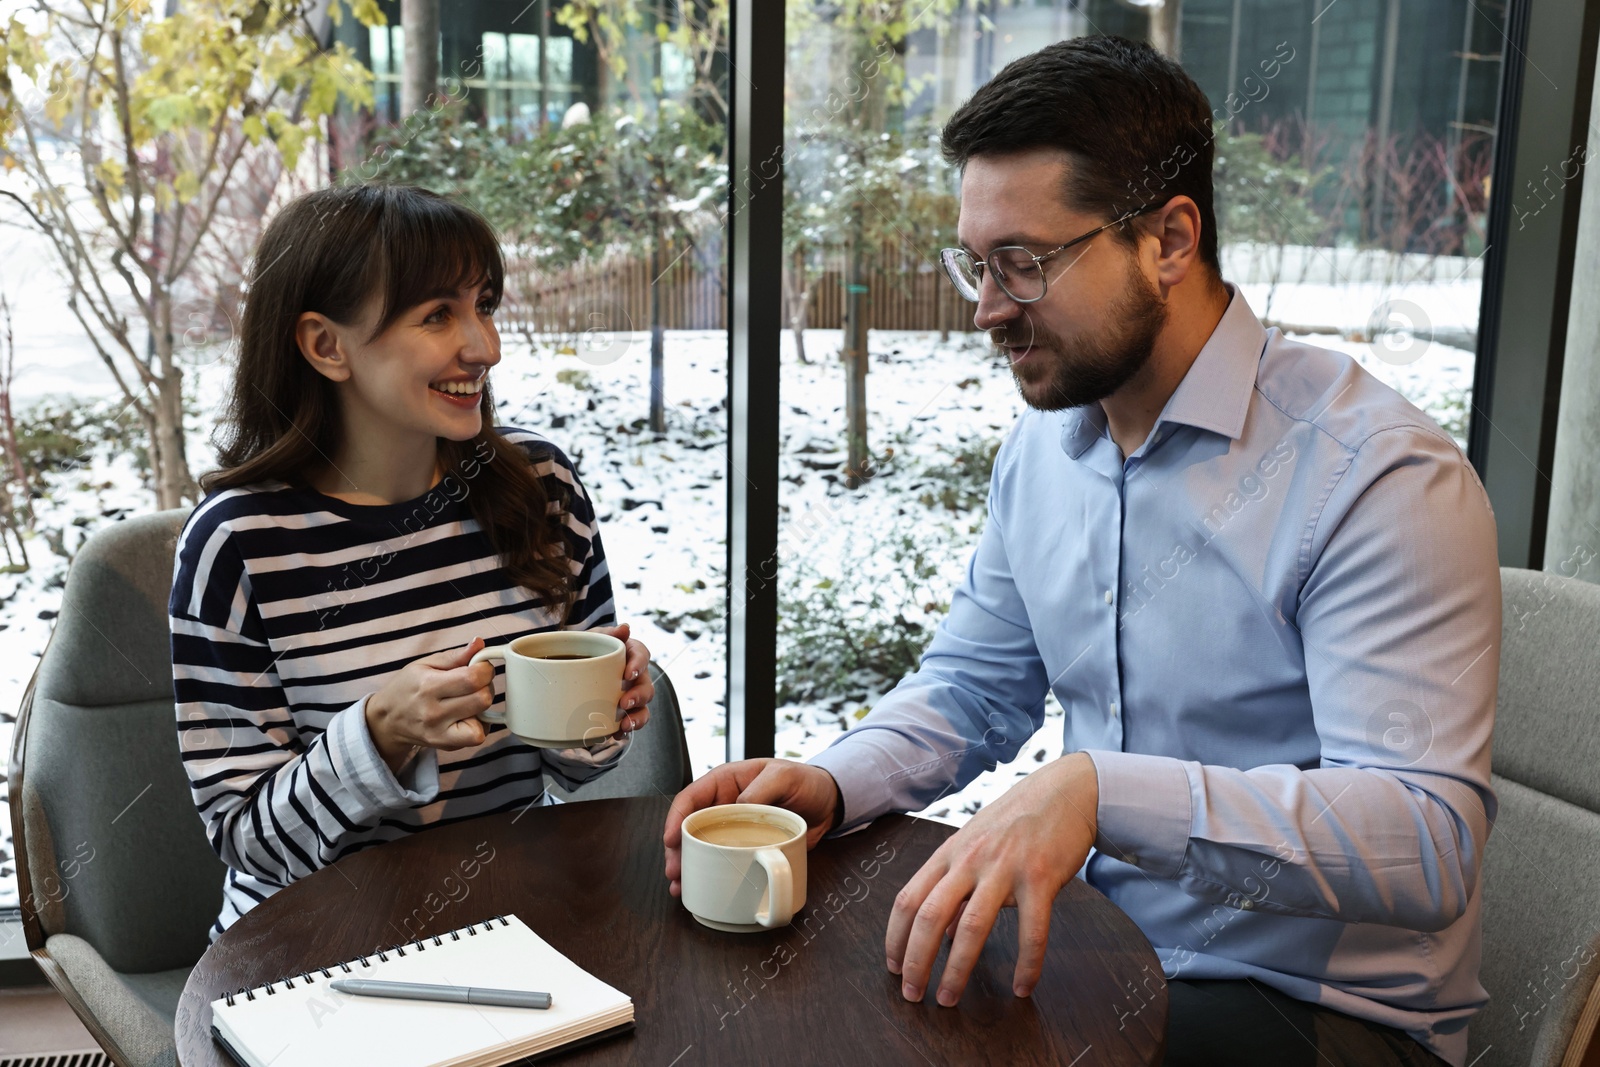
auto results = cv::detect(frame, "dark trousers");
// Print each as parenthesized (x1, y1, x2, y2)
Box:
(1163, 979, 1450, 1067)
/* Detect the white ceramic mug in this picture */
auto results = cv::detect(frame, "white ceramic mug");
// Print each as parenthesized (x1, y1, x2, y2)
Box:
(679, 803, 808, 932)
(468, 631, 625, 748)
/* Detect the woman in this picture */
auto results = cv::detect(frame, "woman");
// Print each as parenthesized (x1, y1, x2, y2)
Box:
(170, 183, 652, 940)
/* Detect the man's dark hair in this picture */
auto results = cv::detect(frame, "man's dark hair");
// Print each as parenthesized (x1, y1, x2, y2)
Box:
(941, 35, 1221, 277)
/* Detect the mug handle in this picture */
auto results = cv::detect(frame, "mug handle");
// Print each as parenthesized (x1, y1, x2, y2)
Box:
(468, 646, 507, 723)
(754, 847, 795, 928)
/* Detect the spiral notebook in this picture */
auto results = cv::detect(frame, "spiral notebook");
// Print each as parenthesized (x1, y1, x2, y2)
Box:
(209, 914, 634, 1067)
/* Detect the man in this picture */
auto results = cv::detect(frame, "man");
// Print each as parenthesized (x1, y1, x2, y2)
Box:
(665, 35, 1497, 1067)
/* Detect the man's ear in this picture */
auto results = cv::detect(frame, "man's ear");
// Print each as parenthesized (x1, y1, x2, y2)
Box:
(296, 312, 352, 383)
(1147, 195, 1205, 293)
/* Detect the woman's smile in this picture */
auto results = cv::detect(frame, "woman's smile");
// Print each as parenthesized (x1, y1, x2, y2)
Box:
(430, 373, 488, 408)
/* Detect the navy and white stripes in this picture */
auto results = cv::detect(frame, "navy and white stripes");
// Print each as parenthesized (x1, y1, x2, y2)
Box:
(170, 429, 623, 939)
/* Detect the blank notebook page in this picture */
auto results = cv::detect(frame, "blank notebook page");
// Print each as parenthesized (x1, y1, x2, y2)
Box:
(210, 915, 633, 1067)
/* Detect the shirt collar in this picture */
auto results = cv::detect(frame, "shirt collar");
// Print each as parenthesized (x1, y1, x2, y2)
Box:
(1060, 284, 1268, 460)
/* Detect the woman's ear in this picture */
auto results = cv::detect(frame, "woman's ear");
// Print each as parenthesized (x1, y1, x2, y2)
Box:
(295, 312, 351, 382)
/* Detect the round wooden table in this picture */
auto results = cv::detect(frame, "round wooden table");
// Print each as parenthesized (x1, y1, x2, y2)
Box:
(177, 795, 1167, 1066)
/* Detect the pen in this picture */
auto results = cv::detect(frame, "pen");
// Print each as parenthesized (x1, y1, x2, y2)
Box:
(328, 978, 553, 1010)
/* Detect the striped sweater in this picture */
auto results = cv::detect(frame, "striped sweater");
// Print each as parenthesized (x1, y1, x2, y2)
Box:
(170, 429, 626, 940)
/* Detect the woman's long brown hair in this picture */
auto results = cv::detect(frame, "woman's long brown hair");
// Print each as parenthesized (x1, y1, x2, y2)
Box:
(201, 183, 573, 614)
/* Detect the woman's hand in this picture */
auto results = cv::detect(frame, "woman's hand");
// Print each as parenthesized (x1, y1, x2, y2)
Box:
(365, 637, 496, 774)
(591, 622, 653, 736)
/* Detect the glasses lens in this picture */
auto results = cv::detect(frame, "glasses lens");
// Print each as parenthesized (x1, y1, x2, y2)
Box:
(940, 249, 982, 302)
(990, 247, 1045, 302)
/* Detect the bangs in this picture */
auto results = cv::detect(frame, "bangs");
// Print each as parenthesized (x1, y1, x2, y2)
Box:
(364, 187, 505, 341)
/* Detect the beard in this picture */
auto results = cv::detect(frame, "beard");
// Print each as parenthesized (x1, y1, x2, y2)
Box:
(991, 259, 1168, 412)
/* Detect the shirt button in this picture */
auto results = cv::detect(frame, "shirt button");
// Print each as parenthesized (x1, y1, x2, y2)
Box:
(1110, 701, 1119, 717)
(1103, 589, 1114, 605)
(1241, 899, 1255, 910)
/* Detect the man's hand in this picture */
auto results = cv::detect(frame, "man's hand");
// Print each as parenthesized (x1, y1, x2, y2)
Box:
(886, 752, 1099, 1005)
(663, 758, 840, 896)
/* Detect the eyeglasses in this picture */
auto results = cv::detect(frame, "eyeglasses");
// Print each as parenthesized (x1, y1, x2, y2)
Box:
(939, 204, 1160, 304)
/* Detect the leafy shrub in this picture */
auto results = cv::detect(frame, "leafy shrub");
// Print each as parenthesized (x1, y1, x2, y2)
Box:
(776, 523, 954, 705)
(555, 367, 594, 391)
(913, 435, 1000, 513)
(9, 396, 148, 487)
(1428, 386, 1468, 446)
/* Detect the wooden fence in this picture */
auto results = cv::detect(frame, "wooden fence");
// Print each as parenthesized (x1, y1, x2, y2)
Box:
(498, 242, 976, 337)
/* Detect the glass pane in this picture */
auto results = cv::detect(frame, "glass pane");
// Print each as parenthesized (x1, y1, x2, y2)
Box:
(369, 23, 390, 74)
(775, 0, 1506, 827)
(481, 32, 510, 134)
(481, 31, 508, 82)
(508, 33, 541, 84)
(0, 2, 730, 914)
(545, 36, 574, 88)
(659, 41, 693, 95)
(340, 10, 730, 777)
(1194, 0, 1502, 450)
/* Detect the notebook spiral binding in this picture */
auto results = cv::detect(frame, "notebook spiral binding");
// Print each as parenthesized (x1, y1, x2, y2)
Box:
(221, 915, 511, 1007)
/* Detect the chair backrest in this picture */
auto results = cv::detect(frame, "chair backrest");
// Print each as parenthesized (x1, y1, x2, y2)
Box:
(545, 662, 693, 803)
(10, 508, 225, 974)
(1468, 567, 1600, 1067)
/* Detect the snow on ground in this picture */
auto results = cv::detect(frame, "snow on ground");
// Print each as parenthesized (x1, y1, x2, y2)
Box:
(488, 325, 1056, 825)
(0, 272, 1476, 909)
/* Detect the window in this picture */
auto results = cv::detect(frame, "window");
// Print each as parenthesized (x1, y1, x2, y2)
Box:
(769, 0, 1507, 824)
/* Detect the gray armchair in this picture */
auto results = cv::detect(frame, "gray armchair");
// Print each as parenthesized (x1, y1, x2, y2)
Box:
(1466, 567, 1600, 1066)
(9, 508, 694, 1067)
(10, 508, 217, 1067)
(544, 661, 693, 802)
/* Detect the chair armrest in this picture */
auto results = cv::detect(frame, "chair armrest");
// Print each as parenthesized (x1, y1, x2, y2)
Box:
(39, 933, 176, 1067)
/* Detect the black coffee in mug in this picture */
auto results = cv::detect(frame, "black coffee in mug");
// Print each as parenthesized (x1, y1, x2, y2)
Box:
(535, 653, 594, 660)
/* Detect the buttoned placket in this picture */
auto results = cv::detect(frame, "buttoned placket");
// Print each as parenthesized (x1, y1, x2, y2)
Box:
(1089, 434, 1129, 749)
(1089, 420, 1175, 750)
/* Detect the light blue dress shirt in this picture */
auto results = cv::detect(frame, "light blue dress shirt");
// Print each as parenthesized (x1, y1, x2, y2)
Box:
(809, 287, 1500, 1066)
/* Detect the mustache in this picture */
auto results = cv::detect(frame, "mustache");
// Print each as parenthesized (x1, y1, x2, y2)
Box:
(989, 310, 1059, 351)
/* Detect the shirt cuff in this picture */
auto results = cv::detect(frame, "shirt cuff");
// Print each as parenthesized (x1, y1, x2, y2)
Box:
(807, 741, 899, 835)
(326, 696, 441, 819)
(1084, 749, 1194, 880)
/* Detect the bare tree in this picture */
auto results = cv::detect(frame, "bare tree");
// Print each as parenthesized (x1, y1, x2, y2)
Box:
(0, 289, 31, 571)
(400, 0, 439, 115)
(0, 1, 381, 508)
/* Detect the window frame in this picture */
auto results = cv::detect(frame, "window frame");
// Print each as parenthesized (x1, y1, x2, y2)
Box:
(721, 0, 1584, 756)
(1468, 0, 1600, 568)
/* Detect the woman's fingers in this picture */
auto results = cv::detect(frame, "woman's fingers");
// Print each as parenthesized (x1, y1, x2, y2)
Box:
(619, 675, 655, 713)
(435, 689, 495, 728)
(435, 660, 496, 698)
(420, 637, 485, 670)
(432, 706, 489, 749)
(622, 637, 651, 680)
